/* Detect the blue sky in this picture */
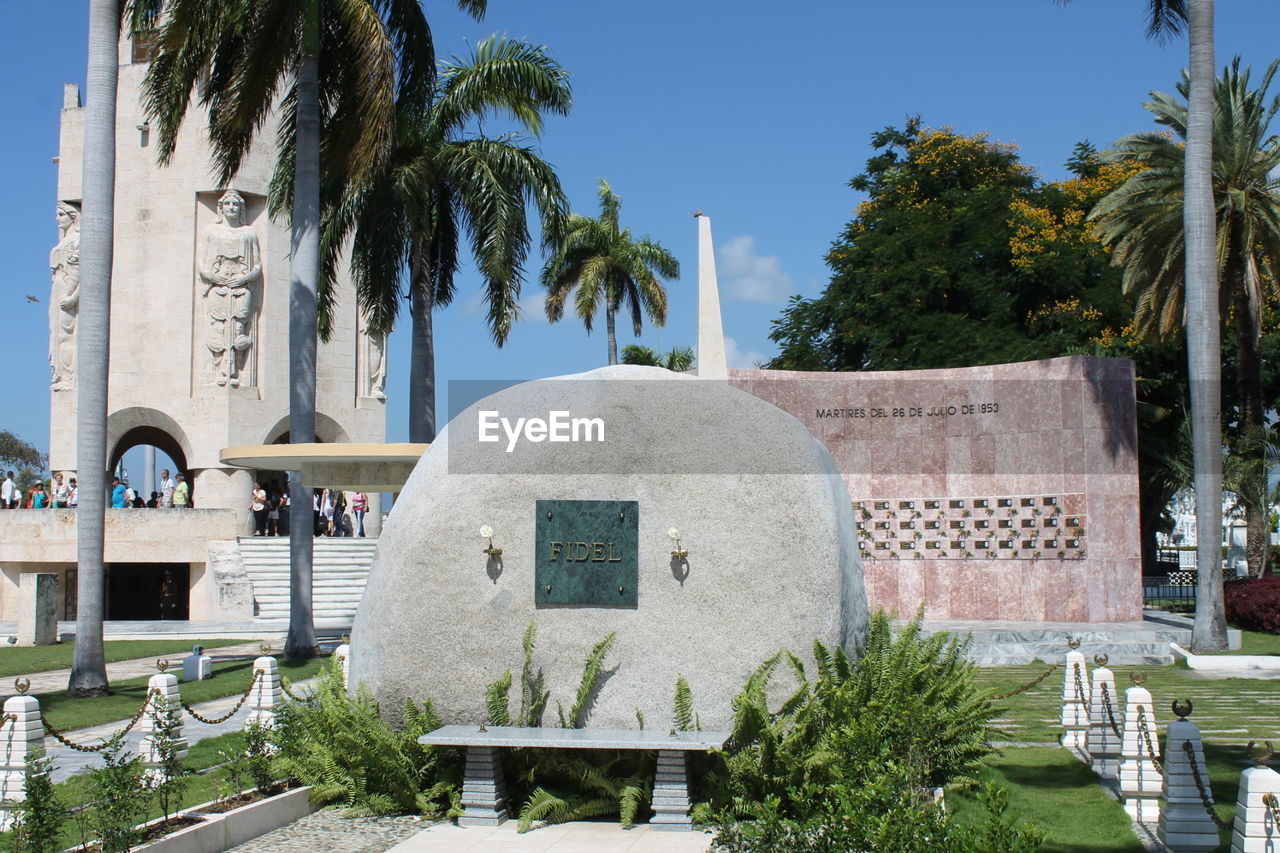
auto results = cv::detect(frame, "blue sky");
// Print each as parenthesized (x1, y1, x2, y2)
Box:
(2, 1, 1279, 462)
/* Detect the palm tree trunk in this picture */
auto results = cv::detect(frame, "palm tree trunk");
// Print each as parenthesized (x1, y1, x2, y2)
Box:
(606, 299, 618, 366)
(1185, 0, 1227, 650)
(1229, 262, 1268, 577)
(68, 0, 119, 698)
(284, 5, 320, 660)
(408, 239, 437, 443)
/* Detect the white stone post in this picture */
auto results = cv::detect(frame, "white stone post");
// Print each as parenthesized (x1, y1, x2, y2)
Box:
(1119, 684, 1162, 823)
(0, 696, 45, 831)
(1230, 764, 1280, 853)
(334, 643, 351, 689)
(139, 672, 187, 780)
(245, 656, 281, 730)
(1088, 664, 1121, 779)
(1158, 717, 1221, 852)
(1061, 649, 1089, 752)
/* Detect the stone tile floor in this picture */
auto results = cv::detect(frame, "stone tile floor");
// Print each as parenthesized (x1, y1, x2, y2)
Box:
(385, 821, 715, 852)
(227, 811, 432, 852)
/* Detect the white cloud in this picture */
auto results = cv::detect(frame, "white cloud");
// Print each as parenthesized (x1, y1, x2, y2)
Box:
(516, 287, 548, 324)
(717, 235, 794, 302)
(724, 335, 767, 370)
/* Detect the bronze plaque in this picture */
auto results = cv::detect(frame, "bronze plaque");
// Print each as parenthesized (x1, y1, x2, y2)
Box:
(535, 499, 638, 606)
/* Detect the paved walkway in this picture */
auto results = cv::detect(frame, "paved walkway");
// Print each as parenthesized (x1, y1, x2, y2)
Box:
(386, 821, 715, 852)
(6, 641, 267, 697)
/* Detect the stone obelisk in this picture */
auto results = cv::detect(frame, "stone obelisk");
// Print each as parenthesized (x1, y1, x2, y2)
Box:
(695, 213, 728, 379)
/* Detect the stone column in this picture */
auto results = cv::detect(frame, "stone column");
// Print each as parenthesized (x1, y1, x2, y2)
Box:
(1119, 684, 1161, 823)
(139, 672, 187, 780)
(1158, 718, 1221, 852)
(458, 746, 508, 827)
(0, 695, 44, 831)
(1230, 764, 1280, 853)
(1088, 664, 1121, 779)
(16, 573, 59, 647)
(245, 656, 281, 730)
(1061, 649, 1089, 751)
(650, 749, 694, 831)
(363, 493, 383, 538)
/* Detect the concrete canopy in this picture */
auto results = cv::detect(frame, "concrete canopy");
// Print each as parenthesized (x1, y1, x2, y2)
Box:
(219, 443, 427, 491)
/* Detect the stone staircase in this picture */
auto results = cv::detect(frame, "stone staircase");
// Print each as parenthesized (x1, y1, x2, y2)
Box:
(917, 611, 1238, 666)
(237, 537, 377, 623)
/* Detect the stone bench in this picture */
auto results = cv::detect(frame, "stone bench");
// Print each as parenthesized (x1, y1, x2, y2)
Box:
(419, 724, 731, 831)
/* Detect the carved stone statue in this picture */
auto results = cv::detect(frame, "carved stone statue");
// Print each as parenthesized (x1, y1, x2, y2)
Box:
(369, 331, 387, 400)
(49, 202, 80, 390)
(199, 190, 261, 387)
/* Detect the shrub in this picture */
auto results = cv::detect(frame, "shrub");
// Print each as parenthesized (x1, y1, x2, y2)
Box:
(272, 656, 460, 816)
(5, 754, 68, 853)
(84, 737, 146, 853)
(695, 610, 1000, 824)
(1224, 576, 1280, 633)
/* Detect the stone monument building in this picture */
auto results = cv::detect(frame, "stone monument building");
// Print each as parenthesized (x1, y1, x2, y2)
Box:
(0, 29, 385, 626)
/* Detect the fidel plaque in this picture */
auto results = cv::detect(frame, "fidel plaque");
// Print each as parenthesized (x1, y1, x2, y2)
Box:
(535, 499, 638, 606)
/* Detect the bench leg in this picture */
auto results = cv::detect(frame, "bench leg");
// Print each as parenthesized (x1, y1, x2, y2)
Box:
(458, 745, 509, 827)
(649, 749, 693, 831)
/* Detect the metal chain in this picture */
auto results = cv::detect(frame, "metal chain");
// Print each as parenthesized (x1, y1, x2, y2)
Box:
(0, 713, 16, 726)
(1182, 740, 1230, 829)
(1100, 681, 1123, 739)
(279, 677, 314, 703)
(1073, 667, 1092, 712)
(991, 664, 1059, 700)
(42, 689, 157, 752)
(180, 668, 261, 725)
(1264, 793, 1280, 826)
(1136, 708, 1163, 774)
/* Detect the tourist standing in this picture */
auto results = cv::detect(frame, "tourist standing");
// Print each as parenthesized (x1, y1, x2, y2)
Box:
(250, 482, 269, 536)
(173, 473, 190, 508)
(159, 468, 176, 508)
(123, 481, 137, 507)
(29, 482, 48, 509)
(51, 472, 69, 508)
(111, 477, 126, 509)
(1, 471, 14, 509)
(68, 477, 77, 508)
(320, 488, 335, 536)
(352, 491, 368, 537)
(267, 480, 281, 536)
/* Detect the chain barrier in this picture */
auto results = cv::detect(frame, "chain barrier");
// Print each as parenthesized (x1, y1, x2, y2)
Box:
(1100, 682, 1123, 739)
(279, 677, 314, 703)
(1263, 793, 1280, 826)
(42, 689, 157, 752)
(1182, 740, 1231, 829)
(180, 668, 261, 725)
(991, 664, 1059, 700)
(1136, 708, 1163, 775)
(1073, 667, 1092, 712)
(0, 713, 16, 726)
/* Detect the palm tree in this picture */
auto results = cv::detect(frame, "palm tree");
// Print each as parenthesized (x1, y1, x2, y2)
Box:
(1059, 0, 1224, 649)
(1092, 57, 1280, 582)
(142, 0, 474, 658)
(542, 181, 679, 366)
(68, 0, 124, 697)
(320, 36, 571, 443)
(620, 344, 695, 372)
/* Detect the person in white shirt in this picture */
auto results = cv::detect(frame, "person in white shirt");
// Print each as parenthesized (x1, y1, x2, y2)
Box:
(1, 471, 15, 509)
(68, 477, 78, 508)
(159, 468, 176, 508)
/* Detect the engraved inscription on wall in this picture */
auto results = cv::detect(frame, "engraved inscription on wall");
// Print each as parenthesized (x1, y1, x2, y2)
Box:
(535, 499, 638, 606)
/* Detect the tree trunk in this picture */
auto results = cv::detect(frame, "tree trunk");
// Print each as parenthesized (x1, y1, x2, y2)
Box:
(606, 298, 618, 366)
(1185, 0, 1227, 650)
(68, 0, 118, 698)
(1230, 262, 1268, 578)
(408, 239, 437, 443)
(285, 11, 320, 660)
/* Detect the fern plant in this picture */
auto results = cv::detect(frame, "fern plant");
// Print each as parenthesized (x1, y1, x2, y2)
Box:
(272, 656, 461, 816)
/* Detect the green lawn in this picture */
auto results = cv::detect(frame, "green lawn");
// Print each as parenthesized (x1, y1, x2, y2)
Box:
(38, 656, 326, 733)
(0, 639, 251, 678)
(1207, 629, 1280, 656)
(950, 747, 1144, 853)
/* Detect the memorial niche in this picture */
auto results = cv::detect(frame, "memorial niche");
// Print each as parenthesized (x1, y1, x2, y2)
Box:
(199, 189, 262, 388)
(535, 500, 638, 606)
